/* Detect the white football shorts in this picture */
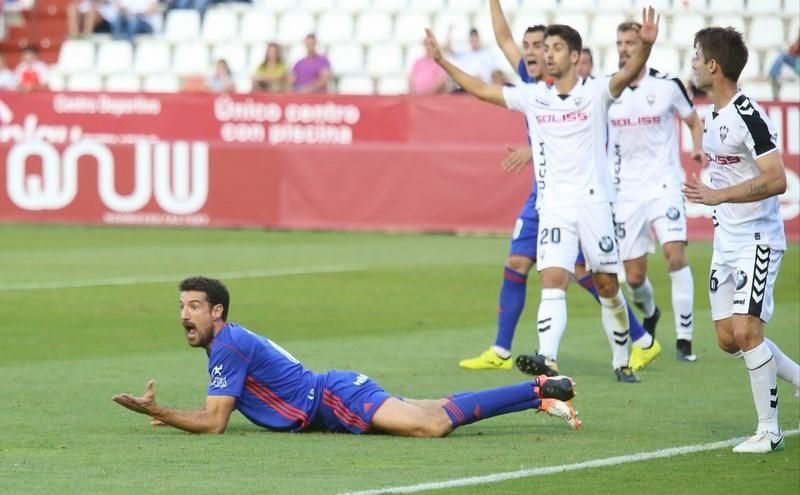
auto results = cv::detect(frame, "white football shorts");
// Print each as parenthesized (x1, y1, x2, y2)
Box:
(709, 244, 783, 323)
(614, 194, 688, 261)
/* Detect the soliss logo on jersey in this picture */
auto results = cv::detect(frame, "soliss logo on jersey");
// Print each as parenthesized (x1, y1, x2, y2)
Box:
(735, 270, 748, 290)
(646, 94, 655, 105)
(720, 125, 729, 142)
(599, 236, 615, 253)
(666, 207, 681, 220)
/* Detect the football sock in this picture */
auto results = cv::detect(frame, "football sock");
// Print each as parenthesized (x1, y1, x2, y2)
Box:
(742, 341, 779, 433)
(579, 274, 650, 347)
(670, 266, 694, 341)
(442, 382, 540, 427)
(630, 277, 656, 318)
(494, 267, 528, 353)
(537, 288, 567, 361)
(765, 338, 800, 389)
(600, 289, 631, 370)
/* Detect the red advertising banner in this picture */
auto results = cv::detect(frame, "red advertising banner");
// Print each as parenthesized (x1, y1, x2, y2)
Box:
(0, 91, 797, 240)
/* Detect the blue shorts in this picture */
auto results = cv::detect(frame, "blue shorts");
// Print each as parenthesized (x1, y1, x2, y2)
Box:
(508, 208, 587, 266)
(314, 370, 393, 434)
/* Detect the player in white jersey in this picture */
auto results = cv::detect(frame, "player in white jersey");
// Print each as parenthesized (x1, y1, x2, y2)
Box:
(684, 27, 800, 454)
(608, 21, 707, 368)
(425, 7, 661, 381)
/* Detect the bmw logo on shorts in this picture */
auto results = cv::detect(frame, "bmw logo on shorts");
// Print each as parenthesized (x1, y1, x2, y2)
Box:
(735, 270, 748, 290)
(599, 236, 615, 253)
(666, 207, 681, 220)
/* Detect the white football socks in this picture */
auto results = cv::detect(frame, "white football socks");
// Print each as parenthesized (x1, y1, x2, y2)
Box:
(536, 288, 567, 362)
(742, 341, 779, 434)
(764, 338, 800, 390)
(600, 289, 631, 370)
(670, 266, 694, 341)
(630, 277, 656, 319)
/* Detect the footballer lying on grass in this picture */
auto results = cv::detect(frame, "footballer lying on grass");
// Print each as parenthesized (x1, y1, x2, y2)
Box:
(113, 276, 582, 436)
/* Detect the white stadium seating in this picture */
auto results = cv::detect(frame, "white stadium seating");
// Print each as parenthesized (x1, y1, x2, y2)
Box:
(105, 73, 142, 92)
(57, 40, 95, 74)
(355, 11, 394, 44)
(317, 12, 356, 44)
(276, 11, 316, 44)
(95, 40, 133, 75)
(328, 43, 366, 75)
(202, 8, 239, 43)
(172, 42, 210, 76)
(133, 40, 171, 75)
(239, 11, 278, 44)
(66, 73, 103, 91)
(337, 74, 374, 93)
(163, 9, 201, 43)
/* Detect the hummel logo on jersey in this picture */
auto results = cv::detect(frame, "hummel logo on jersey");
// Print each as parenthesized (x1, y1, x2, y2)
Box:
(735, 270, 748, 290)
(736, 99, 754, 116)
(720, 125, 729, 142)
(598, 236, 615, 253)
(212, 364, 224, 376)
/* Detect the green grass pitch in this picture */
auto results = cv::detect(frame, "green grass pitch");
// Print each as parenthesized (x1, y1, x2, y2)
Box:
(0, 224, 797, 494)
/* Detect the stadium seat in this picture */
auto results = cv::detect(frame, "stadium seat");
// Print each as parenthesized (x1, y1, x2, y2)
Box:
(163, 9, 201, 43)
(57, 40, 95, 74)
(48, 72, 66, 91)
(446, 0, 483, 14)
(95, 40, 133, 75)
(785, 0, 800, 19)
(779, 80, 800, 102)
(372, 0, 408, 13)
(677, 0, 709, 13)
(597, 0, 633, 12)
(252, 0, 294, 13)
(748, 16, 785, 50)
(212, 42, 249, 76)
(739, 80, 774, 101)
(201, 8, 239, 43)
(745, 0, 781, 14)
(240, 12, 277, 44)
(789, 17, 799, 44)
(355, 11, 394, 44)
(366, 44, 404, 76)
(285, 43, 313, 68)
(234, 74, 253, 93)
(377, 75, 409, 94)
(590, 13, 628, 48)
(301, 0, 336, 13)
(173, 42, 210, 76)
(408, 0, 446, 14)
(393, 12, 430, 45)
(404, 42, 426, 73)
(509, 12, 550, 42)
(317, 11, 355, 44)
(277, 11, 316, 44)
(668, 13, 706, 48)
(710, 15, 745, 35)
(105, 73, 142, 92)
(707, 0, 745, 13)
(133, 40, 171, 75)
(336, 0, 371, 13)
(648, 46, 682, 75)
(337, 75, 374, 94)
(432, 12, 472, 44)
(66, 73, 103, 91)
(328, 43, 365, 75)
(739, 50, 761, 82)
(142, 74, 181, 92)
(560, 0, 596, 11)
(549, 13, 589, 39)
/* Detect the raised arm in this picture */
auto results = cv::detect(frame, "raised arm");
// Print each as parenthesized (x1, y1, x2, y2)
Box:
(490, 0, 522, 71)
(609, 7, 660, 98)
(682, 150, 787, 206)
(425, 28, 507, 107)
(113, 379, 236, 434)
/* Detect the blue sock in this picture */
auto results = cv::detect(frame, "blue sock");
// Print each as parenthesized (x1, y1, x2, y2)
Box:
(578, 274, 645, 341)
(495, 267, 528, 351)
(442, 382, 541, 428)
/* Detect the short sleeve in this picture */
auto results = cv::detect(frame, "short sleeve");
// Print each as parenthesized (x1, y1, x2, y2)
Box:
(591, 76, 614, 109)
(207, 343, 248, 398)
(503, 84, 530, 113)
(736, 98, 778, 159)
(670, 78, 694, 119)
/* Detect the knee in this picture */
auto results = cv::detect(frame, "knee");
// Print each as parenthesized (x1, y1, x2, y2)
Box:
(626, 272, 645, 289)
(505, 256, 534, 275)
(716, 335, 739, 354)
(594, 274, 619, 298)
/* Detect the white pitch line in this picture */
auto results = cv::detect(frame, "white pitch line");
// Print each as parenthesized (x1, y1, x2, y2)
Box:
(341, 429, 800, 495)
(0, 265, 365, 291)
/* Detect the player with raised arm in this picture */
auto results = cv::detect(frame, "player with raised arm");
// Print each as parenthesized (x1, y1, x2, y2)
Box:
(609, 21, 707, 369)
(683, 27, 799, 453)
(113, 277, 581, 436)
(430, 6, 661, 382)
(459, 0, 648, 383)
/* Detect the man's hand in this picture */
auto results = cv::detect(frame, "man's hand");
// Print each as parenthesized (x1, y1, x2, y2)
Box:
(691, 149, 708, 167)
(638, 6, 660, 46)
(424, 28, 445, 64)
(502, 145, 533, 174)
(113, 379, 157, 416)
(682, 173, 721, 206)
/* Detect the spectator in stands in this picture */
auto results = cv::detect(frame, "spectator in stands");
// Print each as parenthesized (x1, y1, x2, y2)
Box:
(112, 0, 161, 42)
(252, 42, 289, 93)
(768, 32, 800, 100)
(207, 59, 235, 93)
(66, 0, 117, 38)
(14, 47, 49, 91)
(448, 28, 497, 85)
(291, 34, 331, 94)
(0, 54, 17, 90)
(578, 47, 594, 79)
(409, 41, 449, 95)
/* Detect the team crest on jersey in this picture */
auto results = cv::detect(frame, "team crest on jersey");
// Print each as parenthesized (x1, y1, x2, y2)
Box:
(719, 125, 729, 142)
(735, 270, 748, 290)
(646, 94, 655, 105)
(574, 97, 583, 106)
(666, 207, 681, 220)
(598, 236, 615, 253)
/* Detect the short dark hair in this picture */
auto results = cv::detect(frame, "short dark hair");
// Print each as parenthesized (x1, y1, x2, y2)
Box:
(694, 27, 748, 82)
(617, 21, 642, 33)
(525, 24, 547, 35)
(179, 277, 230, 321)
(581, 47, 593, 62)
(545, 24, 582, 54)
(469, 28, 479, 37)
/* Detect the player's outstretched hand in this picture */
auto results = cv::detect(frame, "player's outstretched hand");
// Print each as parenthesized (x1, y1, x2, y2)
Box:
(424, 28, 444, 64)
(682, 173, 721, 205)
(638, 6, 660, 45)
(691, 148, 708, 167)
(113, 379, 157, 416)
(502, 145, 533, 174)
